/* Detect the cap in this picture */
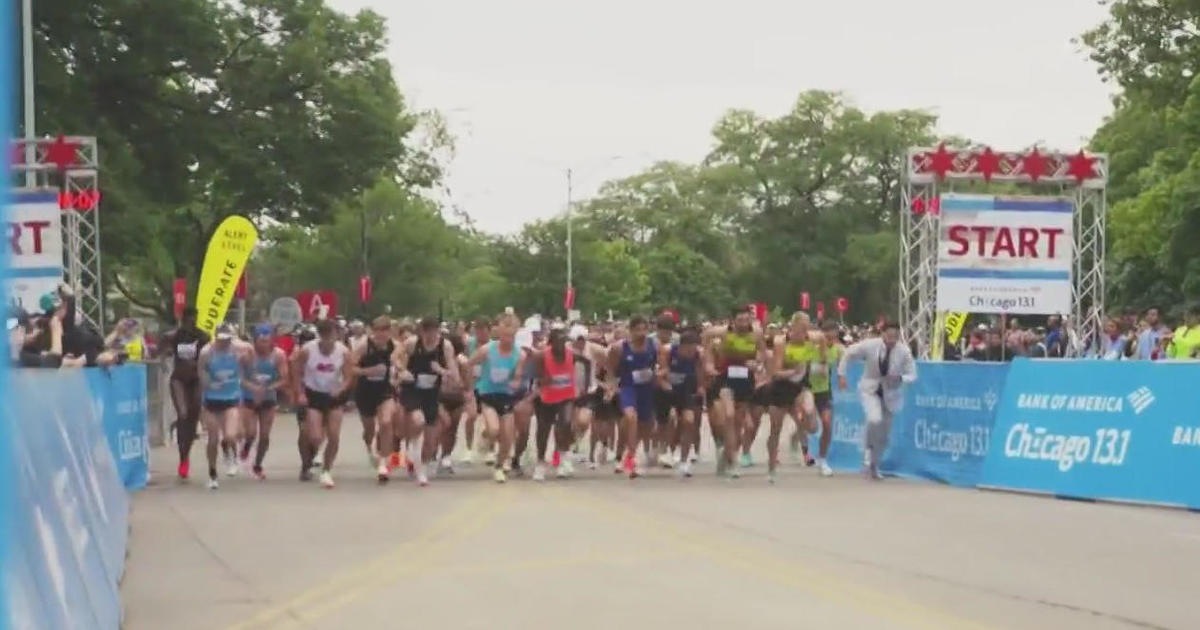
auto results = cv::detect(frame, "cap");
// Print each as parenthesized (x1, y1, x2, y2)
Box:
(253, 323, 274, 339)
(568, 324, 588, 340)
(515, 329, 534, 349)
(215, 323, 235, 340)
(39, 292, 61, 314)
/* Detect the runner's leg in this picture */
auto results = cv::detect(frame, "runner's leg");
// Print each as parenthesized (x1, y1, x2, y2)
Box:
(203, 407, 221, 482)
(253, 406, 275, 478)
(171, 379, 199, 475)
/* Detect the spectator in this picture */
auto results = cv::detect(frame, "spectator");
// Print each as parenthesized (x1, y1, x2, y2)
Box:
(1168, 305, 1200, 359)
(106, 317, 147, 361)
(1027, 328, 1050, 358)
(1131, 307, 1171, 360)
(1090, 317, 1128, 360)
(1043, 315, 1067, 358)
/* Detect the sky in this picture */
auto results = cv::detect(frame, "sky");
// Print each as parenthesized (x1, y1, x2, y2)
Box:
(328, 0, 1115, 235)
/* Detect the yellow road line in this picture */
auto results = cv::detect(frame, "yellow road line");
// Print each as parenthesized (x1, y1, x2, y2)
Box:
(225, 488, 497, 630)
(270, 489, 514, 628)
(426, 548, 679, 577)
(545, 487, 1001, 630)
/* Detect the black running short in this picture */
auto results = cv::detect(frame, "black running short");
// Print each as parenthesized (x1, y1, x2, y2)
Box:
(440, 390, 466, 413)
(768, 380, 804, 408)
(400, 385, 441, 424)
(536, 399, 572, 426)
(241, 398, 278, 412)
(715, 375, 755, 403)
(751, 383, 772, 407)
(573, 389, 602, 411)
(305, 388, 349, 414)
(666, 390, 702, 415)
(654, 388, 674, 423)
(478, 392, 516, 417)
(355, 383, 394, 418)
(594, 392, 621, 420)
(813, 390, 833, 413)
(203, 399, 239, 413)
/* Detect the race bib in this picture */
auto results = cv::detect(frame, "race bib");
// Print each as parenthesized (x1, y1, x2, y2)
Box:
(810, 363, 828, 376)
(366, 370, 386, 382)
(550, 374, 572, 387)
(177, 343, 197, 360)
(416, 373, 439, 389)
(788, 371, 805, 383)
(632, 368, 654, 385)
(472, 365, 482, 379)
(490, 367, 511, 383)
(668, 372, 687, 386)
(726, 365, 750, 379)
(255, 374, 271, 383)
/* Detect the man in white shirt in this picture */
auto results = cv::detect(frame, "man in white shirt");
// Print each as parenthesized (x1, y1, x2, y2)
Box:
(837, 321, 917, 480)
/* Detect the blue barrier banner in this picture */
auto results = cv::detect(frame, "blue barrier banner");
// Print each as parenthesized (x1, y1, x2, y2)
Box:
(883, 362, 1007, 486)
(825, 362, 868, 472)
(980, 359, 1200, 508)
(86, 365, 150, 490)
(4, 370, 129, 629)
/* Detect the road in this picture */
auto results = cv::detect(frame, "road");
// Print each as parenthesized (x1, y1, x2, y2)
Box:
(121, 412, 1199, 630)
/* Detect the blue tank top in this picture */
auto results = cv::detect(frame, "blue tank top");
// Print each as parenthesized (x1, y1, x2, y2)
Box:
(205, 348, 242, 401)
(618, 339, 657, 388)
(248, 351, 279, 402)
(668, 345, 698, 394)
(476, 342, 519, 396)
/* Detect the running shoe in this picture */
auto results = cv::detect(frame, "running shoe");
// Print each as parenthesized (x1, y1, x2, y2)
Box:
(533, 464, 546, 482)
(312, 456, 323, 470)
(739, 453, 753, 468)
(376, 460, 390, 483)
(225, 458, 240, 478)
(818, 459, 833, 477)
(716, 451, 728, 477)
(551, 450, 562, 468)
(177, 460, 190, 480)
(658, 453, 673, 469)
(439, 455, 454, 475)
(484, 452, 497, 466)
(366, 445, 377, 470)
(417, 465, 429, 487)
(493, 468, 507, 483)
(557, 457, 574, 478)
(388, 452, 401, 470)
(679, 461, 693, 478)
(767, 470, 777, 484)
(804, 453, 816, 467)
(870, 465, 884, 481)
(319, 470, 335, 489)
(622, 452, 635, 476)
(299, 467, 312, 482)
(207, 477, 219, 490)
(252, 466, 266, 481)
(406, 460, 416, 479)
(459, 450, 475, 466)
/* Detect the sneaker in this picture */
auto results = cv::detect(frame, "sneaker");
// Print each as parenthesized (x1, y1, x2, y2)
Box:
(804, 453, 815, 467)
(312, 456, 323, 469)
(688, 451, 698, 464)
(319, 470, 335, 489)
(416, 466, 429, 487)
(622, 452, 635, 476)
(376, 460, 390, 483)
(177, 461, 190, 480)
(207, 477, 219, 490)
(739, 453, 753, 468)
(658, 453, 672, 468)
(680, 461, 693, 478)
(388, 452, 401, 470)
(557, 456, 574, 478)
(439, 455, 454, 475)
(459, 450, 475, 466)
(551, 451, 562, 468)
(406, 460, 416, 479)
(588, 460, 597, 471)
(818, 459, 833, 477)
(484, 452, 497, 466)
(716, 452, 728, 477)
(533, 464, 546, 482)
(767, 470, 777, 484)
(252, 466, 266, 481)
(225, 459, 240, 478)
(493, 468, 507, 483)
(870, 465, 884, 481)
(366, 446, 377, 470)
(299, 467, 312, 482)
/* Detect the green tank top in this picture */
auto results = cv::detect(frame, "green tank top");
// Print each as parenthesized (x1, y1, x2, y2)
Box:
(782, 341, 814, 367)
(722, 332, 757, 361)
(807, 344, 842, 393)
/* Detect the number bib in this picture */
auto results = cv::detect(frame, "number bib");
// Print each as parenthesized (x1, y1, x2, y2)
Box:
(668, 372, 687, 386)
(416, 373, 439, 389)
(726, 365, 750, 379)
(490, 367, 511, 383)
(632, 368, 654, 385)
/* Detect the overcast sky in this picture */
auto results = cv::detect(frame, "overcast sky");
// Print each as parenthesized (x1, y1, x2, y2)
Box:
(328, 0, 1115, 235)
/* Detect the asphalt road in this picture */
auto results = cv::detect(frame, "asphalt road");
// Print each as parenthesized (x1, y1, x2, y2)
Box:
(121, 412, 1200, 630)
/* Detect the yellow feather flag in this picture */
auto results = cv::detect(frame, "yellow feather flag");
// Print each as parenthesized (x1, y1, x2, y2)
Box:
(194, 215, 258, 336)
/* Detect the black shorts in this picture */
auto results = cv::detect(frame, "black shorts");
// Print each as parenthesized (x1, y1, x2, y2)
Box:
(305, 388, 349, 414)
(716, 376, 755, 403)
(478, 392, 516, 417)
(654, 388, 675, 423)
(751, 383, 772, 407)
(594, 391, 622, 420)
(768, 380, 804, 408)
(242, 398, 278, 412)
(573, 389, 602, 411)
(295, 406, 307, 425)
(400, 385, 441, 424)
(668, 390, 702, 415)
(536, 399, 572, 425)
(440, 390, 467, 413)
(813, 391, 832, 413)
(355, 383, 394, 418)
(203, 399, 239, 413)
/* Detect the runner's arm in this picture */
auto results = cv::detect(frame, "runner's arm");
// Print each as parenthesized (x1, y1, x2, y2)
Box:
(337, 343, 354, 396)
(656, 343, 672, 388)
(271, 349, 289, 391)
(290, 346, 308, 398)
(239, 352, 259, 393)
(467, 343, 489, 367)
(510, 348, 529, 391)
(440, 340, 460, 388)
(197, 348, 211, 392)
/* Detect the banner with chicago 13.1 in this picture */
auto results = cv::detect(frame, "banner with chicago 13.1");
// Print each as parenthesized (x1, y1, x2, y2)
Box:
(979, 358, 1200, 508)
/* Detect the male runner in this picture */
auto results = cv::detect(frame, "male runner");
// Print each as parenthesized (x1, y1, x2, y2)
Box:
(652, 315, 679, 468)
(468, 313, 527, 482)
(510, 325, 541, 475)
(351, 316, 402, 482)
(657, 328, 704, 478)
(806, 320, 843, 477)
(459, 317, 492, 464)
(704, 309, 765, 478)
(239, 324, 288, 480)
(530, 325, 578, 480)
(293, 319, 353, 488)
(568, 325, 606, 468)
(159, 307, 209, 480)
(197, 324, 244, 489)
(768, 313, 818, 483)
(436, 333, 470, 473)
(837, 321, 917, 480)
(397, 317, 459, 486)
(608, 315, 658, 478)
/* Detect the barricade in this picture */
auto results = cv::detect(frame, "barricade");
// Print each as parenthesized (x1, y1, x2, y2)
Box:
(832, 358, 1200, 508)
(85, 364, 151, 490)
(3, 369, 130, 629)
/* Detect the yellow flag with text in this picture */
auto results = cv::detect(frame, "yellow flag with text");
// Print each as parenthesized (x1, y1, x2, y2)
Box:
(195, 215, 258, 335)
(944, 311, 968, 345)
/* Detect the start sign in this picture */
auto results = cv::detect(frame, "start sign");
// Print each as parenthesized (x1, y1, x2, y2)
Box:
(937, 194, 1073, 315)
(5, 191, 63, 311)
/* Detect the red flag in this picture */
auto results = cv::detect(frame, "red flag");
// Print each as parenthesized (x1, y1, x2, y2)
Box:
(751, 302, 767, 326)
(234, 272, 247, 300)
(359, 275, 372, 304)
(297, 290, 339, 321)
(661, 308, 679, 324)
(816, 302, 825, 321)
(799, 292, 810, 310)
(835, 296, 849, 313)
(172, 278, 187, 320)
(564, 285, 576, 310)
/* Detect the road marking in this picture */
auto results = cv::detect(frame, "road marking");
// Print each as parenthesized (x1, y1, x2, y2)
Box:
(226, 488, 498, 630)
(545, 486, 1001, 630)
(428, 549, 679, 577)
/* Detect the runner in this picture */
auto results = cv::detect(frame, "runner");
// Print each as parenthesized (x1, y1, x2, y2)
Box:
(291, 325, 318, 471)
(436, 333, 470, 474)
(239, 324, 288, 480)
(459, 317, 492, 465)
(704, 308, 764, 478)
(529, 325, 578, 481)
(468, 313, 527, 483)
(767, 312, 818, 483)
(837, 321, 917, 480)
(652, 314, 679, 468)
(397, 317, 459, 486)
(657, 328, 704, 478)
(292, 319, 353, 488)
(159, 307, 210, 480)
(196, 324, 244, 490)
(807, 320, 843, 477)
(568, 325, 606, 469)
(510, 323, 541, 476)
(743, 335, 774, 469)
(608, 315, 658, 478)
(351, 316, 402, 483)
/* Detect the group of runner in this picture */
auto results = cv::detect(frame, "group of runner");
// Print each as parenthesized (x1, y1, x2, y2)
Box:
(161, 304, 860, 490)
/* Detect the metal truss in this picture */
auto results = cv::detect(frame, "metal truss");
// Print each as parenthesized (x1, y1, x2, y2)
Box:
(9, 136, 104, 334)
(900, 145, 1108, 359)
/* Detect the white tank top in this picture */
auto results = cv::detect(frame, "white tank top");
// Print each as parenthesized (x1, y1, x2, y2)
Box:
(302, 339, 348, 393)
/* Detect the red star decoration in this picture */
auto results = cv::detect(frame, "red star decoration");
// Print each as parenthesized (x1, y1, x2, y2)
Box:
(1065, 150, 1097, 183)
(927, 142, 956, 180)
(9, 143, 23, 165)
(974, 147, 1001, 182)
(45, 135, 80, 171)
(1021, 147, 1049, 182)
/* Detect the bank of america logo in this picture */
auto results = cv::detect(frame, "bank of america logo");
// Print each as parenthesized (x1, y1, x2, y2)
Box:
(1127, 387, 1155, 415)
(983, 389, 998, 412)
